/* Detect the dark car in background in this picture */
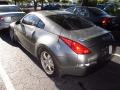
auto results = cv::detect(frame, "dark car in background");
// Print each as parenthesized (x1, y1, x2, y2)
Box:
(9, 11, 115, 76)
(65, 6, 119, 31)
(41, 4, 61, 10)
(97, 3, 119, 12)
(0, 5, 25, 31)
(0, 1, 9, 5)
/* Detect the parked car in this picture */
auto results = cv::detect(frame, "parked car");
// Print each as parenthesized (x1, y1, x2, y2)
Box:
(9, 11, 115, 76)
(0, 5, 25, 31)
(96, 3, 119, 15)
(65, 6, 119, 31)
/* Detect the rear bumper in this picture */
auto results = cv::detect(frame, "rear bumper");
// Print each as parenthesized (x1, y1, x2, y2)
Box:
(56, 44, 116, 76)
(59, 55, 112, 76)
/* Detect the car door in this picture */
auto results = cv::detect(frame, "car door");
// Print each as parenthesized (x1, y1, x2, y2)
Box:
(15, 14, 37, 51)
(22, 14, 41, 53)
(25, 15, 45, 55)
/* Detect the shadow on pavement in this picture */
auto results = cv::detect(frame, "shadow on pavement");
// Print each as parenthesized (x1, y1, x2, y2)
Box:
(1, 31, 120, 90)
(0, 31, 18, 47)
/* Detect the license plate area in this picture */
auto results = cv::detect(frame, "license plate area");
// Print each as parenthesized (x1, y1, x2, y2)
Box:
(109, 45, 112, 54)
(101, 45, 112, 57)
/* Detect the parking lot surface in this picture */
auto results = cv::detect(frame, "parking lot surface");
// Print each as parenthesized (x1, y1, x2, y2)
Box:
(1, 32, 120, 90)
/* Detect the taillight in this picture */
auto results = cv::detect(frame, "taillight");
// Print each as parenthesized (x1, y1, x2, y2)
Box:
(0, 16, 4, 21)
(59, 36, 91, 54)
(100, 17, 110, 26)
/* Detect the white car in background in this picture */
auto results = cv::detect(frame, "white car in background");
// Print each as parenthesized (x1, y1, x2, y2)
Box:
(0, 5, 25, 30)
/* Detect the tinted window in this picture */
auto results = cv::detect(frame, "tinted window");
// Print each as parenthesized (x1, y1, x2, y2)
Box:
(0, 6, 21, 12)
(88, 7, 108, 16)
(22, 14, 45, 29)
(31, 16, 39, 26)
(22, 15, 33, 25)
(47, 14, 93, 30)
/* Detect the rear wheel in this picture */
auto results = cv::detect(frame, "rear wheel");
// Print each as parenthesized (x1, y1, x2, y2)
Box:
(38, 47, 58, 77)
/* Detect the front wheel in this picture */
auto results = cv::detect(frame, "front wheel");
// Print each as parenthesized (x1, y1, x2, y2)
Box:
(38, 48, 58, 77)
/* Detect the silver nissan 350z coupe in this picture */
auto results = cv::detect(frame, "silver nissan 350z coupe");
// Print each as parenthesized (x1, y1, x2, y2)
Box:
(9, 11, 115, 76)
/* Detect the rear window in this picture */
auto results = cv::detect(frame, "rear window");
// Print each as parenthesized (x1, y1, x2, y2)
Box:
(0, 6, 21, 12)
(88, 7, 108, 16)
(47, 14, 93, 30)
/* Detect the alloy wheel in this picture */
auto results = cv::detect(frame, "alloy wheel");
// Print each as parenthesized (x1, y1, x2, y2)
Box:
(40, 51, 55, 75)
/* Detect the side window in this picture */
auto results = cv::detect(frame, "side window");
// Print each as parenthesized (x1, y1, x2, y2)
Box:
(22, 15, 33, 25)
(31, 16, 39, 26)
(22, 14, 39, 26)
(36, 20, 45, 29)
(22, 14, 45, 29)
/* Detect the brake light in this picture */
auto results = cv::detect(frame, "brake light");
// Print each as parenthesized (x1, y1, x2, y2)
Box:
(59, 36, 91, 54)
(100, 17, 110, 26)
(0, 16, 4, 21)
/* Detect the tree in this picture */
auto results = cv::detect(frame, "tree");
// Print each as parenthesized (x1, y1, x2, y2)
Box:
(54, 0, 60, 2)
(13, 0, 25, 5)
(77, 0, 82, 4)
(61, 0, 69, 3)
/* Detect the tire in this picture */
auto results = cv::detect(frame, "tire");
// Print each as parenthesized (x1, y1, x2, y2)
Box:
(9, 27, 16, 43)
(38, 47, 58, 77)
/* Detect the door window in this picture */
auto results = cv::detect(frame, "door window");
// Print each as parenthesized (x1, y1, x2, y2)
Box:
(22, 14, 45, 29)
(22, 14, 33, 25)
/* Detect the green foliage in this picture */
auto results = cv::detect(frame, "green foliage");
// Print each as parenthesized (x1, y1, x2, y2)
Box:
(54, 0, 60, 2)
(77, 0, 82, 4)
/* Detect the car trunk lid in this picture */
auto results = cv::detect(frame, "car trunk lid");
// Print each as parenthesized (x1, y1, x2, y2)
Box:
(69, 26, 112, 46)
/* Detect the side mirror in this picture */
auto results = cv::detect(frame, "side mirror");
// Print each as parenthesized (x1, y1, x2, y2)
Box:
(15, 20, 20, 25)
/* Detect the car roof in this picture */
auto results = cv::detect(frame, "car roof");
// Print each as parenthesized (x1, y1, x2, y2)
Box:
(31, 10, 72, 17)
(0, 5, 17, 7)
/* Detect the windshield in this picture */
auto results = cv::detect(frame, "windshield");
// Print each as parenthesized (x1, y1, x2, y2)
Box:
(0, 6, 21, 12)
(47, 14, 93, 30)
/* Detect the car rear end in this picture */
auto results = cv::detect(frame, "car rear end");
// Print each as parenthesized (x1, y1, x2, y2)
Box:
(0, 5, 25, 30)
(58, 27, 115, 76)
(88, 7, 119, 30)
(48, 13, 115, 76)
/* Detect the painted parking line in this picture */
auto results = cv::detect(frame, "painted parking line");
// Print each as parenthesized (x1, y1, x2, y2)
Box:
(0, 62, 15, 90)
(113, 53, 120, 58)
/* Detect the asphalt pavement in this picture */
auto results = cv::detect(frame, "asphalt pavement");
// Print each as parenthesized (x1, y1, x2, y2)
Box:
(0, 31, 120, 90)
